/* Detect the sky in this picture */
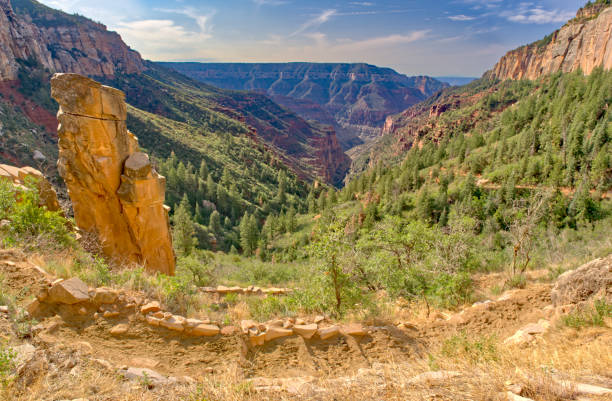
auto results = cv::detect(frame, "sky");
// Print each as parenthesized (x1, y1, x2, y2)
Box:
(38, 0, 587, 77)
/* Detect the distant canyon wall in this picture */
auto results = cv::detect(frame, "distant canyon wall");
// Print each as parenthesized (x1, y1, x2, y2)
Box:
(161, 62, 448, 144)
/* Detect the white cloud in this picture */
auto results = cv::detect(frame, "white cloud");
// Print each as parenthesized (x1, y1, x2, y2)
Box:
(113, 19, 212, 59)
(448, 14, 476, 21)
(291, 9, 336, 36)
(335, 31, 430, 52)
(349, 1, 375, 6)
(504, 6, 574, 24)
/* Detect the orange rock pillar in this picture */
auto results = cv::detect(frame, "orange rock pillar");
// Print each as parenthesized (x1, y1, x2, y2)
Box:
(51, 73, 175, 275)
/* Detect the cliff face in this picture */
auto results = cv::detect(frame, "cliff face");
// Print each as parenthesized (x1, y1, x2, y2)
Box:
(488, 7, 612, 80)
(161, 62, 448, 145)
(0, 0, 145, 81)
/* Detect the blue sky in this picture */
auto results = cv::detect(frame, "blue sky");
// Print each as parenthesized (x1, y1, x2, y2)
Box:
(39, 0, 586, 76)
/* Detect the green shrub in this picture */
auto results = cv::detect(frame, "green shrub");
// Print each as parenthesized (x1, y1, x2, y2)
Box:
(1, 178, 74, 250)
(441, 332, 499, 362)
(246, 295, 295, 321)
(0, 342, 16, 388)
(562, 299, 612, 328)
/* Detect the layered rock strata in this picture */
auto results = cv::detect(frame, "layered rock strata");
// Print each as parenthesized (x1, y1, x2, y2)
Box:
(488, 7, 612, 80)
(0, 0, 144, 81)
(50, 73, 175, 275)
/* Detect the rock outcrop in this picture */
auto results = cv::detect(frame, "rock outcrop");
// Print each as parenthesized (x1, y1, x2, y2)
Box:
(487, 6, 612, 80)
(551, 254, 612, 306)
(50, 73, 175, 275)
(0, 0, 145, 81)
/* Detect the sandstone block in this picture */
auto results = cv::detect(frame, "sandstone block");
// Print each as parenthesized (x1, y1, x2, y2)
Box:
(318, 325, 339, 340)
(241, 319, 258, 334)
(160, 316, 184, 332)
(264, 327, 293, 342)
(140, 301, 161, 315)
(192, 324, 220, 337)
(145, 315, 161, 326)
(249, 331, 266, 346)
(93, 288, 118, 304)
(110, 323, 129, 336)
(48, 277, 90, 304)
(340, 323, 367, 336)
(293, 324, 318, 339)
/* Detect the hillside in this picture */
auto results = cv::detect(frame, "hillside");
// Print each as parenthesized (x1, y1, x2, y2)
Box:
(0, 0, 350, 187)
(161, 62, 448, 149)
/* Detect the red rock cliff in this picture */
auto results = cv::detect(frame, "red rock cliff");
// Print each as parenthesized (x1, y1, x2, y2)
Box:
(0, 0, 145, 81)
(488, 6, 612, 80)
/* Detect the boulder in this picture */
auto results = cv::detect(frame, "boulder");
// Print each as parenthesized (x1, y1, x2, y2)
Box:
(121, 367, 169, 387)
(317, 325, 340, 340)
(160, 315, 185, 332)
(241, 319, 258, 334)
(264, 327, 293, 341)
(340, 323, 367, 336)
(109, 323, 129, 336)
(191, 324, 220, 337)
(145, 315, 161, 326)
(293, 324, 318, 339)
(503, 330, 534, 347)
(140, 301, 161, 315)
(551, 254, 612, 306)
(93, 287, 118, 304)
(249, 331, 266, 347)
(48, 278, 90, 304)
(50, 74, 175, 276)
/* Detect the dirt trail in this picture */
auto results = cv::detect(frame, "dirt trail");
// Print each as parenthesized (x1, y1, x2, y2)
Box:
(1, 246, 545, 381)
(2, 248, 610, 401)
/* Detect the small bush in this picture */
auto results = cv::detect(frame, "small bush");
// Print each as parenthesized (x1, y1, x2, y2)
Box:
(1, 178, 74, 250)
(562, 299, 612, 328)
(441, 332, 499, 363)
(246, 296, 295, 321)
(507, 274, 527, 289)
(0, 342, 16, 388)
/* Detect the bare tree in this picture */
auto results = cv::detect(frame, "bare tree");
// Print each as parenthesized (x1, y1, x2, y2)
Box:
(508, 190, 552, 277)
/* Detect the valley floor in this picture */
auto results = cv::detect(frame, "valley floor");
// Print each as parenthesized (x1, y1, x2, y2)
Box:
(1, 248, 610, 401)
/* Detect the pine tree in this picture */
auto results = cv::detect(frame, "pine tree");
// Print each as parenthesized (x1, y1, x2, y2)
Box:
(199, 160, 208, 180)
(172, 195, 197, 256)
(209, 211, 222, 239)
(286, 207, 297, 233)
(277, 170, 287, 205)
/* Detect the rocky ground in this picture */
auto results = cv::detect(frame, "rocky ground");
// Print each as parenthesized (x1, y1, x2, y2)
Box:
(0, 249, 611, 401)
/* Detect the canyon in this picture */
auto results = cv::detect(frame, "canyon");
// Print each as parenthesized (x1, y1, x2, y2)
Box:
(162, 62, 447, 149)
(0, 0, 350, 186)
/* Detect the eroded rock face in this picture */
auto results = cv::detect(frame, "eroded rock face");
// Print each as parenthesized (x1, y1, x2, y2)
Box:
(51, 73, 175, 275)
(551, 254, 612, 306)
(488, 7, 612, 80)
(0, 0, 145, 81)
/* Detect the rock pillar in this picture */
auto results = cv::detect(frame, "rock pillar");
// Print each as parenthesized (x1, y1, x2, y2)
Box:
(50, 73, 175, 275)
